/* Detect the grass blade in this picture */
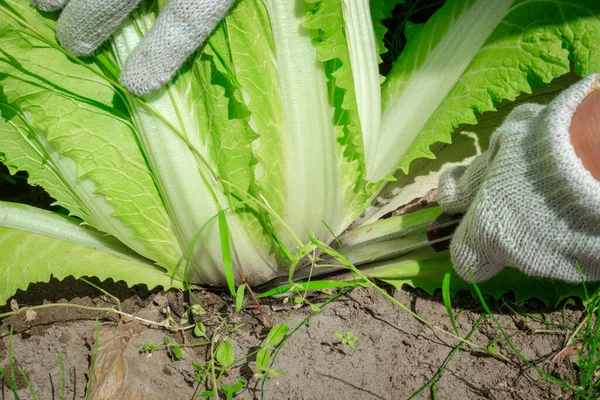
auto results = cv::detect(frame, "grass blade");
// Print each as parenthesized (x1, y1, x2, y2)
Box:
(272, 234, 293, 263)
(18, 366, 36, 400)
(9, 325, 16, 390)
(85, 320, 99, 400)
(0, 369, 19, 399)
(218, 210, 236, 297)
(442, 272, 459, 336)
(58, 349, 65, 400)
(257, 280, 363, 298)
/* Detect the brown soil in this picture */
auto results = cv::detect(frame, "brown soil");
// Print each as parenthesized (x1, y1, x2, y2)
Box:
(0, 278, 583, 400)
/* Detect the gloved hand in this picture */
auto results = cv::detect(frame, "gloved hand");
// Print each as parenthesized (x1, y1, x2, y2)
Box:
(31, 0, 234, 95)
(437, 75, 600, 283)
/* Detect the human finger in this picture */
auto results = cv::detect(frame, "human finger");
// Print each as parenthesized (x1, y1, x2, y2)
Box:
(570, 86, 600, 181)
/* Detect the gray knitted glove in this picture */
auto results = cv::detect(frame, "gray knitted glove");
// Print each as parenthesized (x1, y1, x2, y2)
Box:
(31, 0, 234, 95)
(438, 75, 600, 283)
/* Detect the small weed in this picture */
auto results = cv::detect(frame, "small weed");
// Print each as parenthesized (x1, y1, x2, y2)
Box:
(140, 335, 210, 361)
(194, 321, 208, 339)
(190, 331, 239, 399)
(193, 322, 289, 398)
(172, 312, 290, 399)
(220, 379, 246, 400)
(254, 324, 289, 378)
(333, 331, 359, 349)
(563, 283, 600, 398)
(164, 337, 184, 360)
(141, 341, 159, 357)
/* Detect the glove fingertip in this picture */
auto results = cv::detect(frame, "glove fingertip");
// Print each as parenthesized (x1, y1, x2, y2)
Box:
(55, 9, 102, 57)
(119, 61, 173, 96)
(55, 0, 143, 58)
(117, 0, 236, 96)
(31, 0, 69, 12)
(56, 31, 97, 57)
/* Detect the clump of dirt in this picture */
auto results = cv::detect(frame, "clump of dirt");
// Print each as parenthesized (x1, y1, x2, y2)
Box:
(0, 277, 583, 400)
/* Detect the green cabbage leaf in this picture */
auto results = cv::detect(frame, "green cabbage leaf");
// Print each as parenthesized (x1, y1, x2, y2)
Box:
(1, 0, 600, 304)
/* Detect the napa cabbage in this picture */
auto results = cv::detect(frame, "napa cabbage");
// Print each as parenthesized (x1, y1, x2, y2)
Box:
(1, 0, 600, 303)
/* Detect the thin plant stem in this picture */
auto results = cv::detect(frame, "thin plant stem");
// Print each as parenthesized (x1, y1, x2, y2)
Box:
(209, 333, 219, 396)
(229, 230, 267, 326)
(0, 303, 194, 331)
(80, 278, 122, 311)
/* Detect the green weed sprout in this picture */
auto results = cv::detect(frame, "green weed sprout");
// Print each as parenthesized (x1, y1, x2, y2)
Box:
(333, 331, 359, 349)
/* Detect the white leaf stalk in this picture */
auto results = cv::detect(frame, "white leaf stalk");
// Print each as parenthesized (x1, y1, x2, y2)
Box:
(342, 0, 382, 175)
(264, 0, 344, 244)
(111, 20, 275, 285)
